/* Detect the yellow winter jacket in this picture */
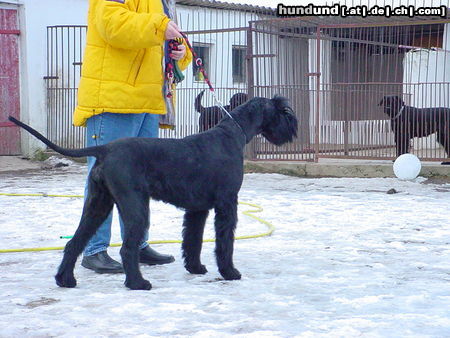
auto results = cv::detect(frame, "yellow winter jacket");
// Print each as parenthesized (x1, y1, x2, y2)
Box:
(73, 0, 192, 127)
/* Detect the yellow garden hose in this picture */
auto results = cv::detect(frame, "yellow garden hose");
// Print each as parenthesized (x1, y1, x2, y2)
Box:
(0, 193, 274, 253)
(0, 193, 83, 198)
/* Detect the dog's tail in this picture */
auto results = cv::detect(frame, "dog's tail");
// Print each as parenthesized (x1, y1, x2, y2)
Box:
(194, 90, 207, 114)
(8, 116, 106, 159)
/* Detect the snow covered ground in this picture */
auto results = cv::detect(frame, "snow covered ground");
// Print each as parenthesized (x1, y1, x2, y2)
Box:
(1, 159, 450, 337)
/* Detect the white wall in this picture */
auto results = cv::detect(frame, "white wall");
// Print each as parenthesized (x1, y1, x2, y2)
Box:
(22, 0, 88, 155)
(403, 25, 450, 108)
(176, 5, 261, 90)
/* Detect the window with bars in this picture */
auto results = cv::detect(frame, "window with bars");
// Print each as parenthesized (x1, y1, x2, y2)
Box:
(192, 44, 211, 82)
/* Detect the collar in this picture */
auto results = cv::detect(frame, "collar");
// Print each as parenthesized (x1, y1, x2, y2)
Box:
(391, 105, 405, 120)
(218, 105, 248, 143)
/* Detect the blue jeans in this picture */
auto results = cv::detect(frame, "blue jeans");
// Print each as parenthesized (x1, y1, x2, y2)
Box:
(83, 113, 159, 256)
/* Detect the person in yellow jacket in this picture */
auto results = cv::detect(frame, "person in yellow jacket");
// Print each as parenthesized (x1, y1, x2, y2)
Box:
(77, 0, 192, 273)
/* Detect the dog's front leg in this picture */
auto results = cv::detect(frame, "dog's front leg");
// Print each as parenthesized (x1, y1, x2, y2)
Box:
(395, 132, 409, 157)
(394, 121, 410, 157)
(120, 241, 151, 290)
(182, 210, 209, 274)
(214, 200, 241, 280)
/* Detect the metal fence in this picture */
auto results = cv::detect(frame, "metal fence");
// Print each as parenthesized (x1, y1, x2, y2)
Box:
(250, 14, 450, 162)
(320, 20, 450, 162)
(45, 25, 86, 149)
(45, 4, 450, 162)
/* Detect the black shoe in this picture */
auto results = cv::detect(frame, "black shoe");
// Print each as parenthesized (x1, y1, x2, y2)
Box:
(139, 246, 175, 266)
(81, 251, 124, 274)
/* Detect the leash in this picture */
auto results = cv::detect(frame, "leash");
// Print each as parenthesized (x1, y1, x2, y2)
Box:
(179, 32, 247, 139)
(165, 38, 185, 98)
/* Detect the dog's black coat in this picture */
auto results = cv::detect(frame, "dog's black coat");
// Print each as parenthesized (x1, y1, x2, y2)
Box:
(379, 95, 450, 158)
(195, 90, 248, 131)
(9, 96, 297, 290)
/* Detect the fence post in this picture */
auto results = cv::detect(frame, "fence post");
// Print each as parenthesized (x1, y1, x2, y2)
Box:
(245, 22, 256, 160)
(314, 26, 322, 163)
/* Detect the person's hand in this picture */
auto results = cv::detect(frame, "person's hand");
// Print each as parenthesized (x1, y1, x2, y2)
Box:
(170, 44, 186, 61)
(165, 21, 183, 40)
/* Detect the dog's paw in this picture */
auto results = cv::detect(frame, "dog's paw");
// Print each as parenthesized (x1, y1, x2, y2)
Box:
(55, 273, 77, 288)
(125, 278, 152, 291)
(186, 264, 208, 275)
(219, 267, 241, 280)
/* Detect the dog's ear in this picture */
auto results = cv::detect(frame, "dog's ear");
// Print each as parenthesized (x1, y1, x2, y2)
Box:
(263, 95, 298, 144)
(230, 93, 248, 107)
(282, 105, 295, 116)
(271, 95, 291, 112)
(271, 95, 297, 119)
(394, 95, 405, 106)
(379, 95, 404, 107)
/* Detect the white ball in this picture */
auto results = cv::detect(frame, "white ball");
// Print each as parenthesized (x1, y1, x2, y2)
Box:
(393, 154, 421, 180)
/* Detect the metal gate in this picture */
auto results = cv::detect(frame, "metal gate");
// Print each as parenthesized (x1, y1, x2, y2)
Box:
(248, 18, 315, 161)
(45, 25, 86, 148)
(0, 8, 20, 155)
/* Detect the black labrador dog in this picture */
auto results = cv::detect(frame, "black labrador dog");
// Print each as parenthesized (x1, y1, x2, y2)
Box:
(195, 90, 248, 131)
(379, 95, 450, 160)
(9, 95, 297, 291)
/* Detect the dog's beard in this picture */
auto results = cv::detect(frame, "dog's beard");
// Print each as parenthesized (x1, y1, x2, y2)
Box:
(262, 111, 298, 146)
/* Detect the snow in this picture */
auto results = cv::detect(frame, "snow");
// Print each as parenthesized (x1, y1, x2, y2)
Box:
(1, 162, 450, 337)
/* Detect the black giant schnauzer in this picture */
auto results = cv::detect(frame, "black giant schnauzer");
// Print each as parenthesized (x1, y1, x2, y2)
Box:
(195, 90, 248, 131)
(9, 96, 297, 291)
(379, 95, 450, 162)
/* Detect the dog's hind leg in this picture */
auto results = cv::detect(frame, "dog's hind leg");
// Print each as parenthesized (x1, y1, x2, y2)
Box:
(182, 210, 209, 274)
(55, 178, 114, 288)
(115, 193, 152, 290)
(214, 197, 241, 280)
